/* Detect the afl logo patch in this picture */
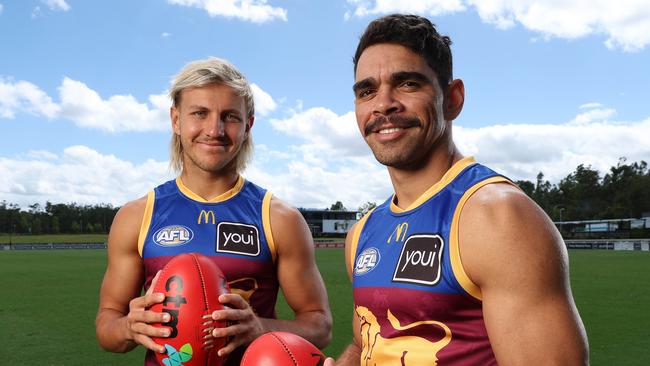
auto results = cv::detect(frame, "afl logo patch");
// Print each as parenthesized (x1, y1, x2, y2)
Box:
(392, 234, 444, 286)
(355, 247, 380, 276)
(153, 225, 194, 246)
(216, 222, 260, 257)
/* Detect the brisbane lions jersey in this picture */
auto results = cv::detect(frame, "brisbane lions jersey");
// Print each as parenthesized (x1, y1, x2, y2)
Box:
(351, 157, 513, 365)
(138, 176, 278, 365)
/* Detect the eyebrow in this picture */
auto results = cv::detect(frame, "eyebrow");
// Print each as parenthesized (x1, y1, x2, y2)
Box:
(391, 71, 432, 85)
(352, 78, 375, 94)
(352, 71, 433, 94)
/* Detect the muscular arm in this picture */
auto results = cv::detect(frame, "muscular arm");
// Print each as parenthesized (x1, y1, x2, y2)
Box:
(328, 224, 362, 365)
(460, 184, 589, 365)
(261, 198, 333, 348)
(213, 197, 332, 355)
(95, 197, 168, 353)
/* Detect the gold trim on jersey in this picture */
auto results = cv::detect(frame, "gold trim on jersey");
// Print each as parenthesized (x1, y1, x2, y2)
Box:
(390, 156, 477, 213)
(348, 208, 376, 278)
(138, 190, 155, 257)
(449, 176, 514, 300)
(261, 191, 277, 263)
(175, 175, 245, 203)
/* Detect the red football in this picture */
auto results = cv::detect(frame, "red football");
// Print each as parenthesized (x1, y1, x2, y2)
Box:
(241, 332, 325, 366)
(150, 253, 230, 366)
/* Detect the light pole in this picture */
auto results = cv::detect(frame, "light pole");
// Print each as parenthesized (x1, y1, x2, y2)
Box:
(559, 207, 565, 237)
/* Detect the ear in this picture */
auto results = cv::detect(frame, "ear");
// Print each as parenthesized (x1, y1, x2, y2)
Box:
(443, 79, 465, 121)
(171, 106, 181, 135)
(245, 116, 255, 134)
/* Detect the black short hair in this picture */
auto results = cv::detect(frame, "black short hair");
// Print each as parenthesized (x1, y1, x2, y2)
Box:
(353, 14, 453, 90)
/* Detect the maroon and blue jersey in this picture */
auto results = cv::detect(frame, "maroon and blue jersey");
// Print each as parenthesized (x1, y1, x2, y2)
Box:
(138, 176, 278, 365)
(351, 157, 513, 365)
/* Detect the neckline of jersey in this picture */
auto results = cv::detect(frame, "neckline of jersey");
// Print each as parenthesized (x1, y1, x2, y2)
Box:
(175, 175, 245, 203)
(389, 156, 477, 214)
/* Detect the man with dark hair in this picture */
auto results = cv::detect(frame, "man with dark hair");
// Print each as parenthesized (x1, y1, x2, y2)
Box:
(327, 14, 588, 365)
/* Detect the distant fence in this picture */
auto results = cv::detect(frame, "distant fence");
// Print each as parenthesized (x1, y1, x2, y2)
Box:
(1, 241, 344, 250)
(1, 243, 107, 250)
(565, 239, 650, 251)
(8, 239, 643, 251)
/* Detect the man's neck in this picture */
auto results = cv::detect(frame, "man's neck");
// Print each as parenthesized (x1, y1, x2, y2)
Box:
(388, 143, 462, 210)
(179, 167, 240, 201)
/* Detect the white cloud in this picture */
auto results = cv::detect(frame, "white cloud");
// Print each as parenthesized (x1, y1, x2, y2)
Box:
(161, 32, 172, 38)
(270, 107, 369, 160)
(3, 105, 647, 211)
(346, 0, 650, 52)
(259, 104, 650, 209)
(42, 0, 70, 12)
(0, 76, 282, 133)
(251, 83, 277, 117)
(346, 0, 466, 17)
(455, 107, 650, 183)
(0, 4, 4, 14)
(168, 0, 287, 23)
(0, 78, 60, 119)
(58, 77, 170, 132)
(0, 146, 172, 208)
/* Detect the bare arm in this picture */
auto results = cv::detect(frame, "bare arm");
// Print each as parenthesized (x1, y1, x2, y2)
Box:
(95, 197, 169, 354)
(326, 223, 362, 366)
(213, 197, 332, 355)
(460, 183, 589, 365)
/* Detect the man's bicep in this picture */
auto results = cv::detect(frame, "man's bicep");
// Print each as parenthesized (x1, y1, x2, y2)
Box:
(98, 203, 146, 313)
(272, 201, 328, 312)
(461, 185, 588, 365)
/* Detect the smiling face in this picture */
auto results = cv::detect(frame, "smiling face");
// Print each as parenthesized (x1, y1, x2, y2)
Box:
(353, 43, 449, 169)
(171, 83, 252, 174)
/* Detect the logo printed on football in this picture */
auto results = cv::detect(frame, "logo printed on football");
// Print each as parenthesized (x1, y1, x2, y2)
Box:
(241, 332, 325, 366)
(149, 253, 230, 366)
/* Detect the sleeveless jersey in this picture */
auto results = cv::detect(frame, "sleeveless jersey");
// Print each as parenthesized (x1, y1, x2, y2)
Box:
(350, 157, 512, 365)
(139, 176, 278, 365)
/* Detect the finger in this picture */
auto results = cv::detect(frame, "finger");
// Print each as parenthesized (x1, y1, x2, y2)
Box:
(324, 357, 335, 366)
(131, 321, 173, 339)
(216, 337, 245, 358)
(145, 270, 162, 295)
(134, 333, 167, 354)
(218, 293, 248, 309)
(211, 322, 250, 339)
(212, 308, 252, 322)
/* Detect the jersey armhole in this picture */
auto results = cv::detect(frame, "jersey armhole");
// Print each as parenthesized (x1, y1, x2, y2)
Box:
(449, 176, 515, 301)
(348, 208, 375, 277)
(137, 190, 155, 258)
(261, 191, 277, 263)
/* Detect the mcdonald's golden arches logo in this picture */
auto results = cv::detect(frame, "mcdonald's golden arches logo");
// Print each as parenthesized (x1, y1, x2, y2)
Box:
(197, 210, 216, 225)
(387, 222, 408, 244)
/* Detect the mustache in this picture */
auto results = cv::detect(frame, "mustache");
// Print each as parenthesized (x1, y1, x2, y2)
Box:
(364, 115, 421, 136)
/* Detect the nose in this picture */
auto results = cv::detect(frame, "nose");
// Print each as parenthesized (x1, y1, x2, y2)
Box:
(372, 87, 403, 116)
(204, 115, 225, 137)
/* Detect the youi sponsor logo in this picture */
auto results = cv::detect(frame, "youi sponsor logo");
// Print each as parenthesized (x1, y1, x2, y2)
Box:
(154, 225, 194, 246)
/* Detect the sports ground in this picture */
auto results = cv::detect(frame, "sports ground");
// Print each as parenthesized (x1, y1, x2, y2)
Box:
(0, 248, 648, 365)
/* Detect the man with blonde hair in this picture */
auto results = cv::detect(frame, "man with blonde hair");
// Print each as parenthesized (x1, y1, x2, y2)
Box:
(96, 58, 332, 365)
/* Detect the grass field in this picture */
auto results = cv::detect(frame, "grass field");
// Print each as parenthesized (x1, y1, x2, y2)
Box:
(0, 234, 108, 244)
(0, 249, 648, 365)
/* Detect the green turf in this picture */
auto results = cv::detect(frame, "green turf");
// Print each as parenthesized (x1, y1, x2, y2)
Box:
(568, 250, 650, 365)
(0, 249, 647, 365)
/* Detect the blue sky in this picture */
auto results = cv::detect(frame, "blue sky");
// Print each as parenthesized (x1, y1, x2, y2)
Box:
(1, 0, 649, 210)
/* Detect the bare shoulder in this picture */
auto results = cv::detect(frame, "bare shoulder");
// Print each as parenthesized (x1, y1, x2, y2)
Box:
(269, 196, 304, 224)
(107, 195, 149, 252)
(269, 196, 312, 256)
(459, 182, 567, 287)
